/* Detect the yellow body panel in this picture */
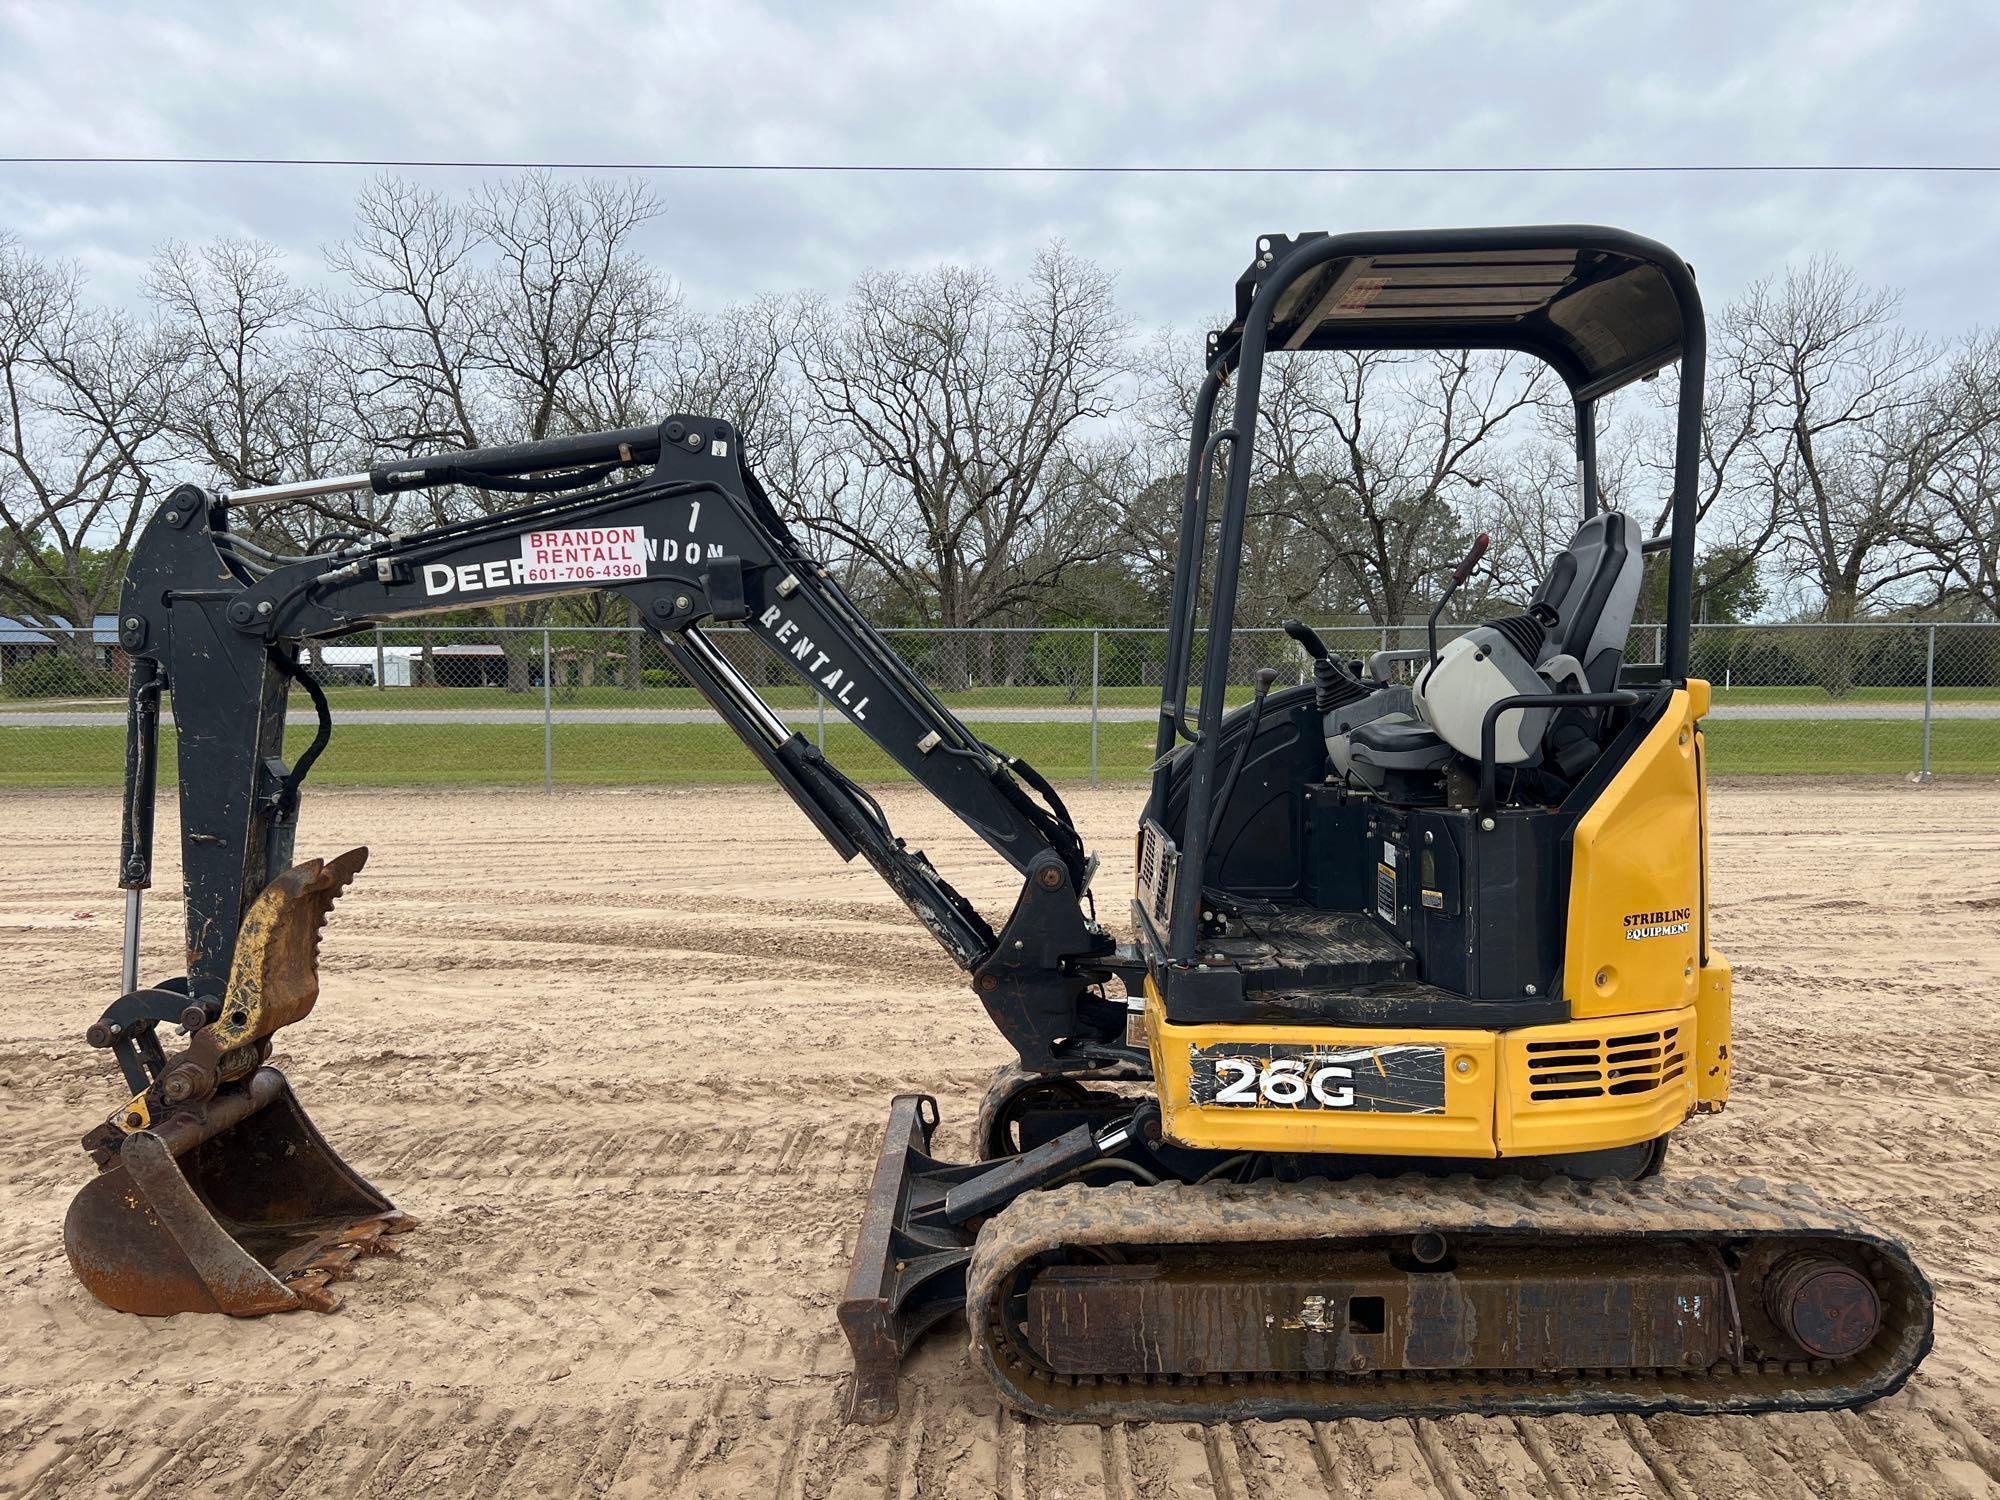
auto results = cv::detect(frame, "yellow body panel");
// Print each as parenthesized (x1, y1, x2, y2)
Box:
(1145, 986, 1499, 1156)
(1494, 1006, 1695, 1155)
(1143, 679, 1732, 1161)
(1149, 989, 1703, 1157)
(1695, 952, 1733, 1107)
(1563, 685, 1704, 1020)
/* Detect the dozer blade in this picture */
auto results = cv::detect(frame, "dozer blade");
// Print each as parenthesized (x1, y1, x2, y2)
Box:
(67, 848, 413, 1317)
(66, 1067, 412, 1315)
(839, 1094, 988, 1423)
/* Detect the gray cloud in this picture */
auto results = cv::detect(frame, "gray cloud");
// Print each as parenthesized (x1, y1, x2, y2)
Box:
(4, 0, 1999, 336)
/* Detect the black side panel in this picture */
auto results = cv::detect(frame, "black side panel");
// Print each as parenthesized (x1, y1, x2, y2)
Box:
(1161, 690, 1324, 899)
(1303, 786, 1373, 910)
(1463, 811, 1570, 1000)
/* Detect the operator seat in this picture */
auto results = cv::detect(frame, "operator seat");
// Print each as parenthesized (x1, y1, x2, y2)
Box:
(1345, 511, 1643, 796)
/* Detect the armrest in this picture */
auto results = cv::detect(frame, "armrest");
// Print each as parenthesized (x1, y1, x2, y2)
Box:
(1476, 690, 1643, 823)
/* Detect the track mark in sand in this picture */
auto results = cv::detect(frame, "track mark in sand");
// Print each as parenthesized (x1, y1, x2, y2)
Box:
(1197, 1424, 1244, 1500)
(1644, 1410, 1951, 1500)
(1614, 1415, 1701, 1500)
(1928, 1403, 2000, 1491)
(1028, 1413, 1120, 1499)
(810, 1384, 912, 1500)
(1319, 1415, 1522, 1498)
(1119, 1421, 1216, 1499)
(1098, 1423, 1136, 1500)
(992, 1406, 1026, 1500)
(659, 1382, 728, 1491)
(764, 1395, 815, 1500)
(317, 1112, 887, 1191)
(1803, 1410, 1937, 1499)
(1503, 1416, 1588, 1500)
(884, 1385, 926, 1500)
(1405, 1419, 1483, 1500)
(1299, 1423, 1353, 1496)
(1418, 1414, 1555, 1499)
(1228, 1420, 1334, 1500)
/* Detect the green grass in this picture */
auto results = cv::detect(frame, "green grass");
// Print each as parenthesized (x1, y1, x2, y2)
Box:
(0, 682, 1265, 714)
(1695, 718, 1999, 774)
(4, 715, 1997, 787)
(0, 720, 1171, 788)
(301, 682, 1267, 713)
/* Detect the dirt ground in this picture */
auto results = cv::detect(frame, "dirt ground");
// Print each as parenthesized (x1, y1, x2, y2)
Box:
(2, 778, 1998, 1499)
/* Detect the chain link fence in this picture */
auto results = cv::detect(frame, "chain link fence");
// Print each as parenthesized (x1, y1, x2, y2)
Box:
(3, 621, 1997, 787)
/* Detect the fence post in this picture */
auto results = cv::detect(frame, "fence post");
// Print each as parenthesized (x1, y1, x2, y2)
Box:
(1919, 623, 1936, 784)
(817, 692, 826, 751)
(1655, 623, 1665, 666)
(374, 624, 386, 691)
(1089, 629, 1101, 785)
(541, 630, 554, 794)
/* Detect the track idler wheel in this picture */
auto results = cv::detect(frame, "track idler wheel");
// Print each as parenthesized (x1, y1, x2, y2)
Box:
(1764, 1252, 1883, 1359)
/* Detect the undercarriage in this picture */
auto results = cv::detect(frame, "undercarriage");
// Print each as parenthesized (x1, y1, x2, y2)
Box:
(842, 1077, 1929, 1424)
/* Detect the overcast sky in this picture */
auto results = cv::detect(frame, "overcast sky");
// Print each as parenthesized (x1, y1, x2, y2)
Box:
(4, 0, 1999, 339)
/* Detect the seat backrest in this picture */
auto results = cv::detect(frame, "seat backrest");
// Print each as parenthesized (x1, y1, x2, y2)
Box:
(1528, 511, 1643, 691)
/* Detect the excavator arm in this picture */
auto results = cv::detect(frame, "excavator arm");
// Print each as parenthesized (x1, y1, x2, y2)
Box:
(112, 414, 1119, 1068)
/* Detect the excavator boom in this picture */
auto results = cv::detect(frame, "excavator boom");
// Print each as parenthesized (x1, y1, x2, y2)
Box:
(69, 414, 1123, 1332)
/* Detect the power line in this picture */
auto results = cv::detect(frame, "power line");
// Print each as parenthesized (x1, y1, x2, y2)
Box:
(3, 156, 1998, 175)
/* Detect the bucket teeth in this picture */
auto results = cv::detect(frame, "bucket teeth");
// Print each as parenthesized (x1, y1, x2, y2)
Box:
(222, 846, 369, 1044)
(97, 849, 373, 1142)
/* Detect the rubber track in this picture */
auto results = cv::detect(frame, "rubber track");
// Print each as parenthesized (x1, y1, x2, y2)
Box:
(966, 1172, 1934, 1424)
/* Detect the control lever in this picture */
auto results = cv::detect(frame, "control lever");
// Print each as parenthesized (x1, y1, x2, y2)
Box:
(1428, 532, 1491, 675)
(1281, 619, 1329, 661)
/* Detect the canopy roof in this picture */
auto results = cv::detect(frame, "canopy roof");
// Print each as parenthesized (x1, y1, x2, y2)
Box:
(1211, 227, 1693, 400)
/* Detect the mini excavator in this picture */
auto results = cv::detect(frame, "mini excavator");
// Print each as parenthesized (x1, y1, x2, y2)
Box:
(67, 225, 1932, 1424)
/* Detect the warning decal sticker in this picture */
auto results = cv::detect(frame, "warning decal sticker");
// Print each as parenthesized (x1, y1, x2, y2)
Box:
(1330, 276, 1392, 314)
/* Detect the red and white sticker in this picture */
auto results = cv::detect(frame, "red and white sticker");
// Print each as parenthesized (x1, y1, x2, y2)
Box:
(519, 526, 647, 585)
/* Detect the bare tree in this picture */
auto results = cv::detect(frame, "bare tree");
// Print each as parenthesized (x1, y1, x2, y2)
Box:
(0, 236, 179, 644)
(147, 238, 381, 560)
(1741, 260, 1961, 621)
(470, 173, 680, 440)
(790, 243, 1128, 680)
(1256, 349, 1551, 625)
(320, 173, 679, 687)
(1477, 429, 1592, 604)
(149, 239, 312, 486)
(1912, 329, 2000, 618)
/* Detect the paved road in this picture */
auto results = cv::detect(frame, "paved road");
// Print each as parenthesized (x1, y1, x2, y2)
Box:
(4, 702, 1998, 727)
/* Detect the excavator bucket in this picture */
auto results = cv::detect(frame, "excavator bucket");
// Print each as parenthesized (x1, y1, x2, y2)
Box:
(65, 849, 412, 1317)
(64, 1068, 411, 1315)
